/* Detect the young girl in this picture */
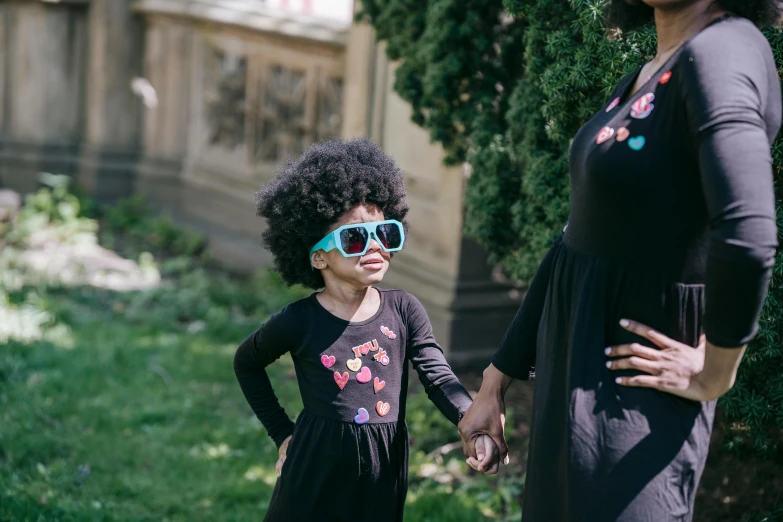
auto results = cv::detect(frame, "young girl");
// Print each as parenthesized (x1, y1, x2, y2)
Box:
(233, 139, 497, 521)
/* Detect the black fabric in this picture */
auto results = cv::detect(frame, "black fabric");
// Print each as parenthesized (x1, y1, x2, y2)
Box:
(493, 16, 780, 522)
(234, 288, 473, 520)
(263, 410, 408, 522)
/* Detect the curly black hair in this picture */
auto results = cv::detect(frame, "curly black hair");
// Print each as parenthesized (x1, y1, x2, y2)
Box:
(256, 138, 410, 289)
(606, 0, 783, 31)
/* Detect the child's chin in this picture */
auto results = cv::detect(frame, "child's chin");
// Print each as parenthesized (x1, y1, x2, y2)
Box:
(359, 268, 388, 284)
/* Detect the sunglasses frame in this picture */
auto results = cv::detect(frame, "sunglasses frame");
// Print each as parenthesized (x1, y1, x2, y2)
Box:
(309, 219, 406, 261)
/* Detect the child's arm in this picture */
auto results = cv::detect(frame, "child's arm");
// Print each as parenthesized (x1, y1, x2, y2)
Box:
(405, 294, 473, 425)
(233, 310, 296, 448)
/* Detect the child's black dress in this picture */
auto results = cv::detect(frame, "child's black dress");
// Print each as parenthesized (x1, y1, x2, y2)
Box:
(234, 288, 473, 522)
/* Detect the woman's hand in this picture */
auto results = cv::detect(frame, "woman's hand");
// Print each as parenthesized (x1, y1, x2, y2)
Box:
(276, 435, 292, 477)
(458, 364, 512, 472)
(607, 319, 746, 402)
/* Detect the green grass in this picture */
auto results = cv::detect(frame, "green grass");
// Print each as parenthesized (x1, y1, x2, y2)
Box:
(0, 181, 522, 521)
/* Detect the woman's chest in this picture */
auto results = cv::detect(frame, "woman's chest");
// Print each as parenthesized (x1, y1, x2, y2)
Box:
(569, 67, 697, 203)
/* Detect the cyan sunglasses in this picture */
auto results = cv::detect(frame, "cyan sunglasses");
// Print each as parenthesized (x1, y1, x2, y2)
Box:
(309, 220, 405, 260)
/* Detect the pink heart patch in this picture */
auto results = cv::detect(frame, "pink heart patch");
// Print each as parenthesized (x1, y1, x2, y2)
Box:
(376, 401, 390, 417)
(356, 366, 372, 383)
(321, 354, 336, 368)
(334, 371, 349, 390)
(354, 408, 370, 424)
(374, 377, 385, 393)
(631, 93, 655, 119)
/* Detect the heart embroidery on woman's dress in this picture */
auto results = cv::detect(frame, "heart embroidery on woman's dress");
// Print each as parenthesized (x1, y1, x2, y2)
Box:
(659, 71, 672, 84)
(346, 358, 362, 372)
(374, 377, 385, 393)
(321, 354, 336, 368)
(376, 401, 390, 417)
(596, 126, 614, 144)
(356, 366, 372, 383)
(628, 136, 646, 151)
(354, 408, 370, 424)
(631, 93, 655, 119)
(605, 97, 620, 112)
(334, 371, 349, 390)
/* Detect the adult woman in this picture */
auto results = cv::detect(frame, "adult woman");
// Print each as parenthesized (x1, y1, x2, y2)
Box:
(458, 1, 782, 520)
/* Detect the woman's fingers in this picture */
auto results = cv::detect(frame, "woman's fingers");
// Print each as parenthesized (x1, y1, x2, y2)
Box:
(607, 355, 660, 374)
(619, 319, 672, 349)
(615, 374, 667, 389)
(605, 342, 660, 360)
(466, 457, 481, 472)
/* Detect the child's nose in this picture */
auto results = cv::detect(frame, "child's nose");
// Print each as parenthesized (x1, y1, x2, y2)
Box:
(367, 235, 382, 252)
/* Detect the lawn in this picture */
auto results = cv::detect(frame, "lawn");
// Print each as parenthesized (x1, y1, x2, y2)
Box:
(0, 178, 523, 521)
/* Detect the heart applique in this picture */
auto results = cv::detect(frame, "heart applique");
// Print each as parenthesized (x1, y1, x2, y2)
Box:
(321, 354, 336, 368)
(356, 366, 372, 383)
(659, 71, 672, 84)
(334, 371, 349, 390)
(605, 97, 620, 113)
(380, 326, 397, 340)
(376, 401, 390, 417)
(347, 358, 362, 372)
(596, 126, 614, 145)
(631, 93, 655, 119)
(374, 377, 385, 393)
(616, 127, 630, 142)
(354, 408, 370, 424)
(628, 136, 646, 151)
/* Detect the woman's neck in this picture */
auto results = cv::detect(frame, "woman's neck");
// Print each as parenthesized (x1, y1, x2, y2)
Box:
(653, 1, 726, 57)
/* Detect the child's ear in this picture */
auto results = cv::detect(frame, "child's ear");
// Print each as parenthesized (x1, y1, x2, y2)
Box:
(311, 251, 327, 271)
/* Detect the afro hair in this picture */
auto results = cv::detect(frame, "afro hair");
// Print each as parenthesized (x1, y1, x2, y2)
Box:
(606, 0, 783, 31)
(256, 138, 409, 289)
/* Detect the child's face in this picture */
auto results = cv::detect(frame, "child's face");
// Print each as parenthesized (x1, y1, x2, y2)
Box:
(313, 203, 392, 288)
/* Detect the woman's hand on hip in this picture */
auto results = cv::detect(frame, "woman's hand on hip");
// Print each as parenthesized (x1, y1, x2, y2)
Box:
(607, 319, 745, 402)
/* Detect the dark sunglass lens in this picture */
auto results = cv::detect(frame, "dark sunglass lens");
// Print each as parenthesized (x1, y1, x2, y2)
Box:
(376, 224, 402, 250)
(340, 227, 368, 254)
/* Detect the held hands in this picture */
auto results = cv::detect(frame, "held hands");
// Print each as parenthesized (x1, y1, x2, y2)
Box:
(458, 366, 512, 475)
(466, 434, 501, 475)
(276, 435, 292, 477)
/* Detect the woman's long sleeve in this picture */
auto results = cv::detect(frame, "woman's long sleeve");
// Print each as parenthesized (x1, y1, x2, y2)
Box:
(491, 234, 563, 379)
(680, 30, 781, 347)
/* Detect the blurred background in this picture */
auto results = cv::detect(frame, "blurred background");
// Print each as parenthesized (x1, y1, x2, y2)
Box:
(0, 1, 780, 521)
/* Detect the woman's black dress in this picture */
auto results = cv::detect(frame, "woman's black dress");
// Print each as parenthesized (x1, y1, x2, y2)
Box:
(492, 16, 781, 522)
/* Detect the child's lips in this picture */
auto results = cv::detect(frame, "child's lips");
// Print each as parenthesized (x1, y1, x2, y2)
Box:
(360, 257, 386, 269)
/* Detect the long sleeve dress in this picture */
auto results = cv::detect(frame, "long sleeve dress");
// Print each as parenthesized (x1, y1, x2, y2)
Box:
(491, 15, 781, 522)
(234, 288, 473, 522)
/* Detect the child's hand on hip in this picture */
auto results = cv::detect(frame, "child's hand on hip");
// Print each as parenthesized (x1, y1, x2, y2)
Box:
(466, 434, 500, 475)
(276, 436, 292, 477)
